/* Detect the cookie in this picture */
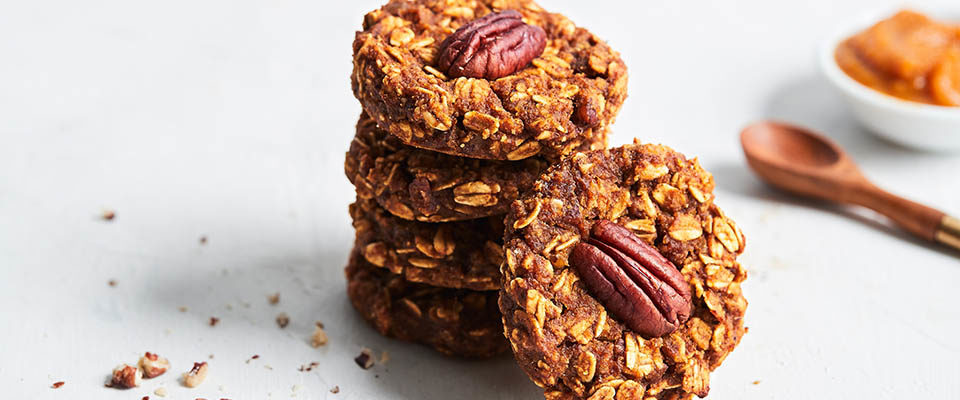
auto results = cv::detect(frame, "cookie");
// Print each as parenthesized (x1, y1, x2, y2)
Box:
(500, 143, 748, 399)
(352, 0, 626, 161)
(346, 113, 547, 222)
(350, 198, 504, 291)
(346, 247, 508, 358)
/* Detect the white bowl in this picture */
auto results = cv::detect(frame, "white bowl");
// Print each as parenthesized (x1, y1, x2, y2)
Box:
(819, 8, 960, 152)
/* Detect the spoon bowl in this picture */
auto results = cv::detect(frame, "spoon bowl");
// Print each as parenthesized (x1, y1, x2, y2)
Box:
(740, 121, 864, 204)
(742, 122, 842, 168)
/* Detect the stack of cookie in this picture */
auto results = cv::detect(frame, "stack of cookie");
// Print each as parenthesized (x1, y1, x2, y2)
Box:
(343, 0, 627, 358)
(342, 1, 751, 398)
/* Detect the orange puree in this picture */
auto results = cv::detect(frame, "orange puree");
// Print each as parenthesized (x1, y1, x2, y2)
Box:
(835, 10, 960, 107)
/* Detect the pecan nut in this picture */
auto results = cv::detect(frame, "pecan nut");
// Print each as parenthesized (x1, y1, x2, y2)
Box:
(436, 10, 546, 80)
(569, 220, 692, 338)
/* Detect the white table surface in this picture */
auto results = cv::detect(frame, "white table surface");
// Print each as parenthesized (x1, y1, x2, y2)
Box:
(2, 0, 959, 398)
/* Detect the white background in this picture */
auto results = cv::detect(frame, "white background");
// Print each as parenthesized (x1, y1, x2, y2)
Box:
(2, 0, 959, 399)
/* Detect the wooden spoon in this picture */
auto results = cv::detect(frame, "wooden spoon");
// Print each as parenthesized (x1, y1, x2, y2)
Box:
(740, 121, 960, 251)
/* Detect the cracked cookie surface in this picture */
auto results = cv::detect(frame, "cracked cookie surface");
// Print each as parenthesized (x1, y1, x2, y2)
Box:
(500, 143, 748, 399)
(352, 0, 625, 161)
(346, 112, 546, 222)
(346, 247, 507, 358)
(351, 198, 504, 291)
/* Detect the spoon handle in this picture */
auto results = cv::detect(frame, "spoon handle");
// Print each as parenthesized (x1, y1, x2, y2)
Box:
(852, 183, 960, 251)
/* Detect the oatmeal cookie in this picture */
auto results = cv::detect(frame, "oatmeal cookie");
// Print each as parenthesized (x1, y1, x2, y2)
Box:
(352, 0, 626, 161)
(500, 142, 748, 399)
(351, 198, 504, 291)
(346, 247, 508, 358)
(346, 113, 547, 222)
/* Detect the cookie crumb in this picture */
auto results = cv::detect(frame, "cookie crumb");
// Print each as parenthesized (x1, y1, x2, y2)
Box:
(310, 322, 327, 347)
(199, 236, 207, 245)
(209, 317, 219, 327)
(276, 313, 289, 329)
(267, 293, 280, 305)
(109, 364, 142, 388)
(182, 362, 208, 388)
(102, 210, 115, 221)
(379, 350, 390, 365)
(107, 280, 117, 287)
(330, 386, 339, 394)
(354, 348, 374, 369)
(51, 381, 64, 389)
(154, 387, 168, 397)
(178, 306, 188, 312)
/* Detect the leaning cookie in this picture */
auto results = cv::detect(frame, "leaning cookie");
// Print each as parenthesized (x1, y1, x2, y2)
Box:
(500, 142, 748, 399)
(351, 198, 504, 291)
(352, 0, 625, 161)
(346, 113, 546, 222)
(346, 247, 508, 358)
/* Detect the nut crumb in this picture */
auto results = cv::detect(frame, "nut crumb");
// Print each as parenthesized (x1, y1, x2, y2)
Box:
(267, 293, 280, 305)
(330, 386, 339, 394)
(102, 210, 115, 221)
(209, 317, 219, 327)
(310, 322, 328, 347)
(139, 352, 170, 378)
(354, 348, 374, 370)
(107, 280, 117, 287)
(154, 387, 168, 397)
(109, 364, 142, 388)
(182, 362, 208, 388)
(298, 362, 319, 372)
(51, 381, 64, 389)
(276, 313, 289, 329)
(199, 236, 207, 245)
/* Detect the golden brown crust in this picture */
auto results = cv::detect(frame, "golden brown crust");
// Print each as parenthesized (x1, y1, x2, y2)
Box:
(346, 112, 546, 222)
(350, 198, 504, 291)
(351, 0, 626, 160)
(500, 143, 748, 399)
(346, 247, 508, 358)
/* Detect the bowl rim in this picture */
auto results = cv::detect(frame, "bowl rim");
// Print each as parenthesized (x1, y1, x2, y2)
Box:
(819, 6, 960, 120)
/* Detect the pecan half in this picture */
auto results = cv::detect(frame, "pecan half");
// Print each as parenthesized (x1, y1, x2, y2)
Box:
(436, 10, 546, 80)
(569, 220, 692, 338)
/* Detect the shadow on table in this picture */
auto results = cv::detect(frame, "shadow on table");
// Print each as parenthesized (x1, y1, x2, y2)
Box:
(710, 74, 956, 258)
(144, 233, 540, 399)
(760, 74, 954, 168)
(709, 161, 957, 258)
